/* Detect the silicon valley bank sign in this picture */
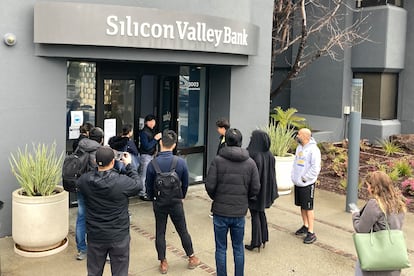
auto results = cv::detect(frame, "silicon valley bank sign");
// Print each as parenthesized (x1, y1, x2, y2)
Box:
(34, 2, 259, 56)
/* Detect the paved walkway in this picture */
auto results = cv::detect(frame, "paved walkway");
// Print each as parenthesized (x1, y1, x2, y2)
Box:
(1, 185, 414, 276)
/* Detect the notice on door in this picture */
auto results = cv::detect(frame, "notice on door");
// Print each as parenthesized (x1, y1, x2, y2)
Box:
(104, 118, 117, 146)
(68, 111, 84, 139)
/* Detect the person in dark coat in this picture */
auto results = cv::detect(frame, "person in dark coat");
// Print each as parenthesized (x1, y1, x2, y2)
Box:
(245, 130, 278, 251)
(78, 146, 143, 276)
(72, 122, 93, 152)
(215, 118, 230, 155)
(108, 124, 140, 171)
(206, 128, 260, 276)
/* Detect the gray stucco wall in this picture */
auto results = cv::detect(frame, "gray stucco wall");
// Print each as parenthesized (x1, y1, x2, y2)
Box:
(229, 0, 273, 145)
(0, 0, 274, 237)
(1, 0, 67, 237)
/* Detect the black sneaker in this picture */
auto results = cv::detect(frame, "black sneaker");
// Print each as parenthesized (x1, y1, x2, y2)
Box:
(303, 232, 317, 244)
(295, 225, 308, 235)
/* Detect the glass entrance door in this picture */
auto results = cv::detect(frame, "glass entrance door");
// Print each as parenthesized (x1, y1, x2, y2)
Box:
(176, 66, 207, 183)
(103, 79, 136, 143)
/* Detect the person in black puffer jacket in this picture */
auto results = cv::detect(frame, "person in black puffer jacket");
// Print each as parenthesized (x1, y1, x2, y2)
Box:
(206, 128, 260, 276)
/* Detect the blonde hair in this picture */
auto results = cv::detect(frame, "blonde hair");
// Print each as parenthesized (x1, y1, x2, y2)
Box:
(365, 171, 407, 214)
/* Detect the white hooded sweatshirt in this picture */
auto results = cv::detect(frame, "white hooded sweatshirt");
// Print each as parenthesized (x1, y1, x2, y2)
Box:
(291, 137, 321, 187)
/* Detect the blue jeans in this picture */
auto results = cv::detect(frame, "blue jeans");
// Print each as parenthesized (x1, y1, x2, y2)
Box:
(213, 215, 245, 276)
(76, 192, 87, 253)
(139, 154, 153, 195)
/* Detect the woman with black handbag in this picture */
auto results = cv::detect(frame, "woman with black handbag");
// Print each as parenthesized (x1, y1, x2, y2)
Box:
(351, 171, 407, 276)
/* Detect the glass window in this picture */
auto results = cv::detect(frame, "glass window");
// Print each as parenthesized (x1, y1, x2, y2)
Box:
(354, 72, 398, 120)
(66, 61, 96, 150)
(103, 79, 136, 136)
(356, 0, 403, 8)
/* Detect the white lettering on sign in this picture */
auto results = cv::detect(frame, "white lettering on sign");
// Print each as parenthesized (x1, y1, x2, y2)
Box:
(188, 81, 199, 88)
(106, 16, 248, 48)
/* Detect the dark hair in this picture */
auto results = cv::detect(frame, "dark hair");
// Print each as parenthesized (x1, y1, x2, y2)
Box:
(225, 128, 242, 147)
(145, 114, 156, 122)
(122, 124, 133, 135)
(89, 127, 104, 143)
(216, 118, 230, 130)
(162, 130, 177, 148)
(80, 122, 93, 135)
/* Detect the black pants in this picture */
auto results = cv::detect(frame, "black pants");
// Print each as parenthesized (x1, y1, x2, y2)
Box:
(153, 202, 194, 260)
(87, 235, 130, 276)
(250, 209, 269, 246)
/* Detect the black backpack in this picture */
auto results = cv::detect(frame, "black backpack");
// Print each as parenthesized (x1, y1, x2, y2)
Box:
(62, 147, 90, 192)
(151, 156, 183, 205)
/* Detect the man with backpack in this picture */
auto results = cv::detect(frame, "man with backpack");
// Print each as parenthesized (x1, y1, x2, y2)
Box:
(145, 130, 200, 274)
(75, 127, 104, 260)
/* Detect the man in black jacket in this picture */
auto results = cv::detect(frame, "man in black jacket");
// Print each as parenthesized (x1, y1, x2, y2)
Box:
(206, 128, 260, 276)
(139, 114, 162, 201)
(78, 146, 143, 276)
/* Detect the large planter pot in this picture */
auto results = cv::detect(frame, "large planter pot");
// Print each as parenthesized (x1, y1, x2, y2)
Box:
(275, 154, 295, 195)
(12, 186, 69, 257)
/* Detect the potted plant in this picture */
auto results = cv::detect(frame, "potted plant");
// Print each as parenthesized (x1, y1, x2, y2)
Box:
(9, 143, 69, 257)
(266, 107, 306, 195)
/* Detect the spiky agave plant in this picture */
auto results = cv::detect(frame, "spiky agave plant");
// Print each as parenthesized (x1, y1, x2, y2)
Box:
(10, 143, 64, 196)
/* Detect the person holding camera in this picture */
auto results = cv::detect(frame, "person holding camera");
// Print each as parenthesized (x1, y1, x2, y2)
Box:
(78, 146, 143, 276)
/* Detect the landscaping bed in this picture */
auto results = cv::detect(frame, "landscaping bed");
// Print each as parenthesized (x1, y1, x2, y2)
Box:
(316, 138, 414, 213)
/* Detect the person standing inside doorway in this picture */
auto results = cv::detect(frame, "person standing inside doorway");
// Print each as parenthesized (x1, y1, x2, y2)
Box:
(215, 118, 230, 155)
(145, 130, 200, 274)
(139, 114, 162, 201)
(206, 128, 260, 276)
(291, 128, 321, 244)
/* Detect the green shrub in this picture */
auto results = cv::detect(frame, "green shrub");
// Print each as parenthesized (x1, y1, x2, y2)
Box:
(394, 159, 413, 177)
(378, 139, 403, 156)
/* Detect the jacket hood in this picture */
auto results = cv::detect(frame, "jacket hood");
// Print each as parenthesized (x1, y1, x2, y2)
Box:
(78, 138, 102, 153)
(108, 136, 129, 151)
(306, 137, 318, 147)
(219, 146, 250, 162)
(247, 130, 270, 155)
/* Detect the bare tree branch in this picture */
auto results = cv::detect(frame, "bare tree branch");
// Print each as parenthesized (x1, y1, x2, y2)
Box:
(270, 0, 370, 98)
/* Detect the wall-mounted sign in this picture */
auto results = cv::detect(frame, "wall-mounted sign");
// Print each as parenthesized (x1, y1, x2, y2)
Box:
(34, 2, 259, 56)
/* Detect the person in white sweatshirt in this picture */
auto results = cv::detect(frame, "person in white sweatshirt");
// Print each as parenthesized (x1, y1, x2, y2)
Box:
(291, 128, 321, 244)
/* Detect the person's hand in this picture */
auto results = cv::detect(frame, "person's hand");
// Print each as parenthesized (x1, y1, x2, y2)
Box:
(154, 133, 162, 140)
(121, 152, 132, 165)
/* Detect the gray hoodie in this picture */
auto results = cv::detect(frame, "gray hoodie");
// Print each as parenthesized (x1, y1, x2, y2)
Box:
(78, 138, 102, 171)
(291, 137, 321, 187)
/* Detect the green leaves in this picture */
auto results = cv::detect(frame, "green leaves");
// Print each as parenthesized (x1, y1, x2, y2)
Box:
(9, 143, 64, 196)
(265, 120, 296, 157)
(270, 106, 307, 130)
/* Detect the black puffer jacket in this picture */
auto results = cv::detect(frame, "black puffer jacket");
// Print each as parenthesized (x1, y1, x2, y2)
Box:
(206, 146, 260, 217)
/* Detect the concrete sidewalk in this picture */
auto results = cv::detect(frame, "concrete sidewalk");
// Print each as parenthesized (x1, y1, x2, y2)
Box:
(1, 185, 414, 276)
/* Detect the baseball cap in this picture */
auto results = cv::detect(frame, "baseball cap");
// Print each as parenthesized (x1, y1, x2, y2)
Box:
(95, 146, 115, 167)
